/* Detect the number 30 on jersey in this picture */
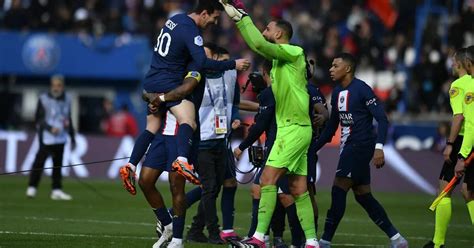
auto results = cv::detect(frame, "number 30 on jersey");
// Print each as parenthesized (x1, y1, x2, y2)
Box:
(154, 29, 171, 57)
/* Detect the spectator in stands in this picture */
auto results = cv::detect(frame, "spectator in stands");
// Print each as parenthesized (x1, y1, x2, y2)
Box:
(102, 104, 139, 138)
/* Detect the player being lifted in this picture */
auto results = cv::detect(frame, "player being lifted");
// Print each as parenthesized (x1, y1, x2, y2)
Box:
(220, 1, 319, 247)
(120, 0, 250, 193)
(313, 53, 407, 248)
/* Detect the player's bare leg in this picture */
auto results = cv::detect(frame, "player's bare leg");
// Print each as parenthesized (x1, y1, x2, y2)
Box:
(170, 100, 200, 185)
(120, 113, 162, 195)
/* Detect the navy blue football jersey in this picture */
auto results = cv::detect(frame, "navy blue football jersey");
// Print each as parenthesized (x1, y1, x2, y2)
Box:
(315, 78, 388, 151)
(144, 14, 235, 93)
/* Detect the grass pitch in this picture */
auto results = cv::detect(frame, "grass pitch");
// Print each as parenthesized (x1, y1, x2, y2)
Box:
(0, 176, 472, 248)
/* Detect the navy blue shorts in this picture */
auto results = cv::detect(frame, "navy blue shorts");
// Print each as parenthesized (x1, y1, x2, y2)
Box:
(337, 143, 375, 186)
(307, 139, 318, 184)
(143, 134, 177, 172)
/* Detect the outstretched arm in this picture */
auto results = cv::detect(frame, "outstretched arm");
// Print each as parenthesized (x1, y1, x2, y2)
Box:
(236, 17, 300, 62)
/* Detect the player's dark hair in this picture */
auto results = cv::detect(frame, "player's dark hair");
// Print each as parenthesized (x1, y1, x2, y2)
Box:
(465, 45, 474, 67)
(335, 52, 357, 74)
(215, 46, 229, 56)
(193, 0, 224, 14)
(203, 42, 218, 53)
(274, 19, 293, 40)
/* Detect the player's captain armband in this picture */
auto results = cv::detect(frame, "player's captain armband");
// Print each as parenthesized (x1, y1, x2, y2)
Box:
(185, 71, 202, 82)
(449, 87, 460, 98)
(465, 92, 474, 104)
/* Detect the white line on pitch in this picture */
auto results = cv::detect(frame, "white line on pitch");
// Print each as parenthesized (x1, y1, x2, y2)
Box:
(0, 215, 154, 227)
(0, 230, 155, 240)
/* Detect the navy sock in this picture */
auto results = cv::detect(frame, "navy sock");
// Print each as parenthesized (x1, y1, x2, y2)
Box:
(186, 187, 202, 208)
(153, 207, 172, 226)
(177, 124, 194, 158)
(355, 193, 398, 238)
(221, 186, 237, 230)
(247, 198, 259, 237)
(271, 200, 286, 237)
(322, 186, 347, 242)
(286, 203, 304, 246)
(172, 215, 186, 239)
(129, 130, 154, 165)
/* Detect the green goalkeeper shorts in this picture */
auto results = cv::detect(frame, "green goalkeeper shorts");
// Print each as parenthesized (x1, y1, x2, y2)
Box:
(266, 124, 312, 175)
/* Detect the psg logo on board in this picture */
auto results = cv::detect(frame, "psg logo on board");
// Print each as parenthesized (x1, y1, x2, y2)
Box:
(22, 35, 61, 73)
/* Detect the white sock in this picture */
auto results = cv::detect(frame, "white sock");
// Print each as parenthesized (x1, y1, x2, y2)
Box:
(390, 233, 401, 241)
(177, 156, 188, 163)
(222, 229, 234, 233)
(127, 163, 136, 171)
(171, 238, 182, 244)
(306, 238, 318, 246)
(253, 232, 264, 242)
(164, 223, 173, 230)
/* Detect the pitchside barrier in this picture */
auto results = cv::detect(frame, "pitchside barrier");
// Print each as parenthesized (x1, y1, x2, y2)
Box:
(0, 130, 447, 194)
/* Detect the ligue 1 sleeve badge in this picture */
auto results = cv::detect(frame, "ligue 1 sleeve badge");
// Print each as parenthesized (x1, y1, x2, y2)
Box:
(22, 35, 61, 73)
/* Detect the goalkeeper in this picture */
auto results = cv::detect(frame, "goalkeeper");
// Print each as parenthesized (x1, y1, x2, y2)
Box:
(220, 1, 318, 247)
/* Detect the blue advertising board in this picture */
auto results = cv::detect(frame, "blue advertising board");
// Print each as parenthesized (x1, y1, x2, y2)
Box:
(0, 31, 151, 80)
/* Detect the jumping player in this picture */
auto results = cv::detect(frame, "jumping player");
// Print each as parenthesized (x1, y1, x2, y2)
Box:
(313, 53, 407, 248)
(120, 0, 250, 193)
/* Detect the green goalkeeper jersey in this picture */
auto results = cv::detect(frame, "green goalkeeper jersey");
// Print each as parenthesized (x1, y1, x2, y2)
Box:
(449, 74, 472, 135)
(459, 76, 474, 158)
(236, 17, 310, 127)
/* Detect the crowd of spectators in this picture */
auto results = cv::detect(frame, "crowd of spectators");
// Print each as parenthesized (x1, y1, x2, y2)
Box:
(1, 0, 473, 117)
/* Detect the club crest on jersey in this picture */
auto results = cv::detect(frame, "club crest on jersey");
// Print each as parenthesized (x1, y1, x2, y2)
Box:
(338, 90, 349, 111)
(465, 92, 474, 104)
(449, 87, 459, 98)
(194, 35, 203, 46)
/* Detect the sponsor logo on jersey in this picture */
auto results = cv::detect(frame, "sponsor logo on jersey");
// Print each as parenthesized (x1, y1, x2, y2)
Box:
(449, 87, 460, 98)
(366, 97, 377, 106)
(339, 113, 354, 125)
(194, 35, 203, 46)
(165, 20, 177, 30)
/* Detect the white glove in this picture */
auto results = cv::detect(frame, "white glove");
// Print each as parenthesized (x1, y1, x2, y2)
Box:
(219, 0, 247, 22)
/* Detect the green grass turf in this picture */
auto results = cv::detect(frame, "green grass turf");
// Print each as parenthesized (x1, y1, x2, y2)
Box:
(0, 176, 472, 248)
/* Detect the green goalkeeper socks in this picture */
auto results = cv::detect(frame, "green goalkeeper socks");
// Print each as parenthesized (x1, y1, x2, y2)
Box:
(255, 185, 277, 235)
(433, 197, 451, 247)
(467, 200, 474, 225)
(295, 191, 317, 240)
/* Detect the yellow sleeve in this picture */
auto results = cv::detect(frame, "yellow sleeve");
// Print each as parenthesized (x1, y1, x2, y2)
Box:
(449, 85, 464, 115)
(459, 92, 474, 158)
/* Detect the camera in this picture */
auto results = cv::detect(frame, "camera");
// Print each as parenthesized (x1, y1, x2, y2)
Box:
(248, 145, 265, 167)
(242, 72, 267, 95)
